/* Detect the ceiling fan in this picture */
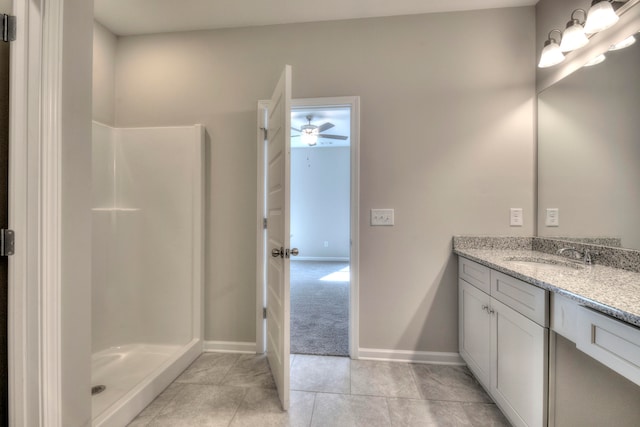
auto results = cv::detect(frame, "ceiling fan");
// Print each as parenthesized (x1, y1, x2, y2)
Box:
(291, 115, 348, 146)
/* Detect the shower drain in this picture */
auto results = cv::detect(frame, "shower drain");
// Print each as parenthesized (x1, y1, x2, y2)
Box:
(91, 385, 106, 396)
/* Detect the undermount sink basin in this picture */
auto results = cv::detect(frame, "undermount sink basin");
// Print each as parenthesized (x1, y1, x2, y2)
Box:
(503, 256, 586, 272)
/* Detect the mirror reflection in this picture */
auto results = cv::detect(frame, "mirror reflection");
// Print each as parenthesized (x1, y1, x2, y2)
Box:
(537, 32, 640, 250)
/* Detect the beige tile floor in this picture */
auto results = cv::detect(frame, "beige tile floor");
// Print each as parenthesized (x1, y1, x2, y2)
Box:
(128, 353, 511, 426)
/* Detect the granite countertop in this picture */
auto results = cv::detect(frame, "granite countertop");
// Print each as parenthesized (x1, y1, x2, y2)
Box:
(454, 247, 640, 328)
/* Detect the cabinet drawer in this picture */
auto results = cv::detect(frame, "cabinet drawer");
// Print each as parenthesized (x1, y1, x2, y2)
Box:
(551, 293, 579, 342)
(490, 270, 548, 327)
(459, 257, 490, 294)
(577, 307, 640, 387)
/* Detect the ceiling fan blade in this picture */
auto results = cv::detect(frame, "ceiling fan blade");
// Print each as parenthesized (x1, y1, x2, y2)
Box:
(316, 122, 334, 133)
(318, 134, 348, 140)
(291, 127, 302, 132)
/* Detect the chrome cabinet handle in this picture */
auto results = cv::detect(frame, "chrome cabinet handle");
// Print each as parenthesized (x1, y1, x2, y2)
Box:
(481, 305, 495, 315)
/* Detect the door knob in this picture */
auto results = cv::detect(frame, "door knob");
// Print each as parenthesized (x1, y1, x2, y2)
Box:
(271, 247, 284, 258)
(289, 248, 299, 257)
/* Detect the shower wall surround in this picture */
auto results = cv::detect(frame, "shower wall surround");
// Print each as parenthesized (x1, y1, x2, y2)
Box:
(91, 122, 204, 426)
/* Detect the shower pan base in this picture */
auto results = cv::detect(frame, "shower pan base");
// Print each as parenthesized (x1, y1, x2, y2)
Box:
(91, 339, 200, 427)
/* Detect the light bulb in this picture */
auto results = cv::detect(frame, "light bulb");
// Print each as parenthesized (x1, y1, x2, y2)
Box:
(538, 39, 565, 68)
(584, 54, 606, 67)
(584, 0, 619, 35)
(560, 21, 589, 52)
(609, 35, 636, 51)
(301, 130, 318, 146)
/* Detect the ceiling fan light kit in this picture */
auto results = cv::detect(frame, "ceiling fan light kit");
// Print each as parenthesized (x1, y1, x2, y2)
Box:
(291, 114, 348, 146)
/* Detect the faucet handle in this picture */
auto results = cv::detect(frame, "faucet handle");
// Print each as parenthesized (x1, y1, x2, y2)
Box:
(583, 249, 599, 265)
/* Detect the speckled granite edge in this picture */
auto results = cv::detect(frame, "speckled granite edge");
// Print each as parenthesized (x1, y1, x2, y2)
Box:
(453, 248, 640, 328)
(533, 237, 640, 273)
(452, 236, 640, 273)
(452, 236, 533, 250)
(541, 237, 622, 247)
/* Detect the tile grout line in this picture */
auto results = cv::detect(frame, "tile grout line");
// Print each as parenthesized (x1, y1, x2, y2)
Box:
(407, 363, 426, 401)
(384, 396, 394, 426)
(136, 382, 186, 426)
(218, 353, 243, 385)
(225, 386, 250, 427)
(307, 392, 318, 427)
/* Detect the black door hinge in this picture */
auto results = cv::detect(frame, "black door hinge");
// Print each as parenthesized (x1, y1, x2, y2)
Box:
(2, 15, 16, 42)
(1, 229, 15, 256)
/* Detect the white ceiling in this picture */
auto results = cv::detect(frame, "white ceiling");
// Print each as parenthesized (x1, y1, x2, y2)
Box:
(94, 0, 537, 36)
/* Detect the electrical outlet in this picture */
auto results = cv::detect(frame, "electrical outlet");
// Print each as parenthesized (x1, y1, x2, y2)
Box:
(546, 208, 559, 227)
(324, 241, 329, 247)
(371, 209, 394, 226)
(510, 208, 523, 227)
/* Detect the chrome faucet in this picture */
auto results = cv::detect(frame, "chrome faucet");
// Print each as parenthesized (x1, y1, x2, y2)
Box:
(557, 247, 599, 266)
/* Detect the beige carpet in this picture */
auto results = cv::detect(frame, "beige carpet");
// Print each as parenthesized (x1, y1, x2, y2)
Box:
(290, 260, 349, 356)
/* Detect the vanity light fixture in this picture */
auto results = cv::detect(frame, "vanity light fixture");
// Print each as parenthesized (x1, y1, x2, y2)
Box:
(584, 53, 606, 66)
(584, 0, 619, 35)
(560, 9, 589, 52)
(609, 34, 636, 51)
(538, 30, 565, 68)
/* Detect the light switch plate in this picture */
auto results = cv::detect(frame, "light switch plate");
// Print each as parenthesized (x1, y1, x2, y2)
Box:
(546, 208, 559, 227)
(510, 208, 523, 227)
(371, 209, 394, 226)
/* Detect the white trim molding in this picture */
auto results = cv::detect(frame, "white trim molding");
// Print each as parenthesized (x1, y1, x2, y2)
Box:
(8, 0, 42, 425)
(358, 348, 465, 365)
(40, 0, 64, 424)
(204, 340, 257, 354)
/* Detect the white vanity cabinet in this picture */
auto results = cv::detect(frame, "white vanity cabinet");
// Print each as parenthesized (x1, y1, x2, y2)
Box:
(459, 257, 549, 427)
(551, 293, 640, 388)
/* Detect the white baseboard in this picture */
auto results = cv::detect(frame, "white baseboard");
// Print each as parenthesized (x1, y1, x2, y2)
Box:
(294, 257, 350, 262)
(358, 348, 464, 365)
(203, 340, 257, 354)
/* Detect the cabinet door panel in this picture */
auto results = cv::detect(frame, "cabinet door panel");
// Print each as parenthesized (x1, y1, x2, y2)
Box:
(459, 279, 491, 387)
(491, 298, 548, 427)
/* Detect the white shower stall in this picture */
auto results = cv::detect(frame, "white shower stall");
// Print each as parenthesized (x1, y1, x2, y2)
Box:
(91, 122, 204, 426)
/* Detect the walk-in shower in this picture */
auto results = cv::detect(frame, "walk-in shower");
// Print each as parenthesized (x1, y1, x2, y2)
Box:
(91, 122, 204, 426)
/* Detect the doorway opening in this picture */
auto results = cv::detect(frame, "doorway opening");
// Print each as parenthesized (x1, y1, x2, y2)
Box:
(256, 96, 360, 362)
(290, 106, 351, 356)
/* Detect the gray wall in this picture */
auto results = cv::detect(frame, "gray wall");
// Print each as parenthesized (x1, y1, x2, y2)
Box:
(552, 334, 640, 426)
(93, 20, 117, 125)
(62, 0, 93, 425)
(112, 7, 536, 351)
(291, 147, 350, 260)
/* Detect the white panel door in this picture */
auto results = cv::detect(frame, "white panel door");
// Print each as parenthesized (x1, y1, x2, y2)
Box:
(265, 65, 292, 410)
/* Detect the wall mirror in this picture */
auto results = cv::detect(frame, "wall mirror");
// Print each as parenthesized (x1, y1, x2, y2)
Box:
(537, 24, 640, 250)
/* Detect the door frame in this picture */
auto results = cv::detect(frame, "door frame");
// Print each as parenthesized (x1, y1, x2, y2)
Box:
(8, 0, 66, 425)
(256, 96, 360, 359)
